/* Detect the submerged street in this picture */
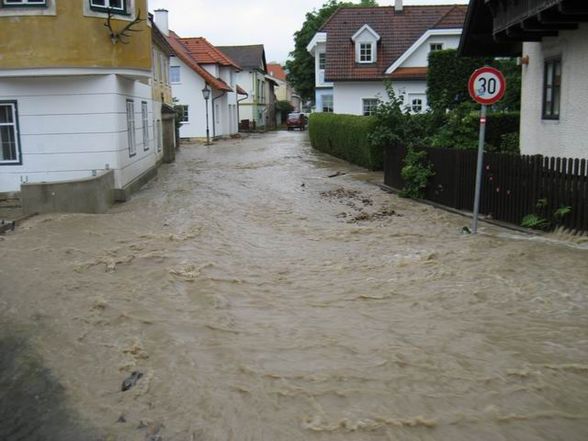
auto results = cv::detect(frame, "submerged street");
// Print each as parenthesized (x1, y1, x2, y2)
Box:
(1, 131, 587, 440)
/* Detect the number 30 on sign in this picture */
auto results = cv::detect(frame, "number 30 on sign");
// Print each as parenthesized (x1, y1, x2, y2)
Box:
(468, 66, 506, 105)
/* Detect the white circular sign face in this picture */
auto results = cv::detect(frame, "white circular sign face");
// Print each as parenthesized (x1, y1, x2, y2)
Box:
(468, 67, 506, 105)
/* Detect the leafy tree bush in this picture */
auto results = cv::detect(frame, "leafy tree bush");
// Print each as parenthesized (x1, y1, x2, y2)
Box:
(308, 113, 381, 169)
(400, 147, 435, 199)
(275, 100, 294, 123)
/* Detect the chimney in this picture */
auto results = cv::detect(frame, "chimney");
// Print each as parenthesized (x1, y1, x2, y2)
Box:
(154, 9, 169, 37)
(394, 0, 403, 13)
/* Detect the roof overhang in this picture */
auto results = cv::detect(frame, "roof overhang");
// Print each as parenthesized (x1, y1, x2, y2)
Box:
(459, 0, 587, 57)
(306, 32, 327, 55)
(385, 28, 462, 75)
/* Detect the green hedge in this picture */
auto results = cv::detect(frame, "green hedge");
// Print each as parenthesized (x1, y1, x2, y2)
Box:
(308, 113, 382, 170)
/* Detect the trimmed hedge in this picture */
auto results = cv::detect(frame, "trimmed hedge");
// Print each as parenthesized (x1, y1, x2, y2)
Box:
(308, 113, 382, 170)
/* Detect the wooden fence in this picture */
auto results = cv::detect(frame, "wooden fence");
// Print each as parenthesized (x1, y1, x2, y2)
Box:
(384, 146, 588, 233)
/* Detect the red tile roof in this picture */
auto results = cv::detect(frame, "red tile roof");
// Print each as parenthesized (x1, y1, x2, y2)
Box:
(167, 31, 232, 92)
(267, 63, 287, 81)
(179, 37, 241, 69)
(321, 5, 467, 81)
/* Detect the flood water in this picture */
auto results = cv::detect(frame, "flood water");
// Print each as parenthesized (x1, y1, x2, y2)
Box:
(1, 131, 587, 440)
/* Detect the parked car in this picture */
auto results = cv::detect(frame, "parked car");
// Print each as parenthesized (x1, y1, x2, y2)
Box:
(286, 112, 306, 131)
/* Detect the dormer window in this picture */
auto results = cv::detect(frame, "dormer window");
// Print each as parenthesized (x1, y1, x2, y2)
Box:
(359, 43, 374, 63)
(2, 0, 46, 6)
(90, 0, 127, 14)
(352, 24, 380, 64)
(319, 53, 326, 70)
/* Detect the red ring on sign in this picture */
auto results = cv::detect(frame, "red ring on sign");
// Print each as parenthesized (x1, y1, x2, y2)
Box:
(468, 66, 506, 105)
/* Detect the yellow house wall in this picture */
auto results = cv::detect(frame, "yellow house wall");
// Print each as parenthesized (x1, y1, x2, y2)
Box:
(0, 1, 150, 70)
(151, 45, 172, 105)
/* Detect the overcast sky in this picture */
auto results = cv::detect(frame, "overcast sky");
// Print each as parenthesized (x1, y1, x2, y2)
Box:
(149, 0, 469, 64)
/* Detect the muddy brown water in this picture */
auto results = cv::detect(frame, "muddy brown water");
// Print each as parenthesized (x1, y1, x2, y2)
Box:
(1, 131, 587, 441)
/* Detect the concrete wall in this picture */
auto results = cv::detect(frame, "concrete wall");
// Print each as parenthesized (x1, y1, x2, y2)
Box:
(333, 80, 427, 115)
(0, 74, 157, 193)
(21, 170, 114, 214)
(520, 24, 588, 159)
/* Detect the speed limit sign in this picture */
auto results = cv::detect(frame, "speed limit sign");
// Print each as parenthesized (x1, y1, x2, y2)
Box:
(468, 66, 506, 105)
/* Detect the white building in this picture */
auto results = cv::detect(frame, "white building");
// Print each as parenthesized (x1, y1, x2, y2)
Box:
(0, 0, 159, 202)
(154, 10, 241, 141)
(459, 0, 588, 160)
(307, 1, 466, 115)
(216, 45, 276, 129)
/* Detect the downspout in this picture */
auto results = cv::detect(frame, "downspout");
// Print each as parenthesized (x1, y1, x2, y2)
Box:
(211, 91, 226, 139)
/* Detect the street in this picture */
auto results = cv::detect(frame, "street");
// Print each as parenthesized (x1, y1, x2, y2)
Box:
(1, 131, 587, 441)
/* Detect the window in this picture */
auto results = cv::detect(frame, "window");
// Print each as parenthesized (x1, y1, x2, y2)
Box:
(90, 0, 126, 14)
(430, 43, 443, 52)
(362, 98, 378, 116)
(0, 102, 21, 165)
(141, 101, 149, 151)
(2, 0, 46, 6)
(177, 105, 189, 123)
(411, 98, 423, 113)
(543, 58, 561, 120)
(359, 43, 373, 63)
(319, 53, 326, 70)
(152, 50, 159, 81)
(170, 66, 180, 84)
(162, 58, 168, 84)
(322, 95, 333, 113)
(155, 120, 162, 152)
(126, 100, 136, 157)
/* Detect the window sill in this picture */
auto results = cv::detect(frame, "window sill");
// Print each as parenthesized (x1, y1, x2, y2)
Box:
(0, 1, 54, 15)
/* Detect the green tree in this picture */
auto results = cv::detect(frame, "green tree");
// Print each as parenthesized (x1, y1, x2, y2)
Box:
(285, 0, 378, 102)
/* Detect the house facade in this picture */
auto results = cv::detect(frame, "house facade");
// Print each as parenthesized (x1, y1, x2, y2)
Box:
(154, 10, 240, 141)
(0, 0, 158, 200)
(460, 0, 588, 160)
(307, 1, 467, 115)
(150, 13, 176, 163)
(217, 45, 275, 129)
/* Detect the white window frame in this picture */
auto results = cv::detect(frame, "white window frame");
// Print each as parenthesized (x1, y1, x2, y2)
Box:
(170, 66, 181, 84)
(141, 101, 149, 151)
(322, 95, 333, 113)
(126, 99, 136, 157)
(89, 0, 126, 14)
(318, 52, 326, 70)
(358, 42, 375, 63)
(362, 98, 378, 116)
(2, 0, 46, 6)
(430, 43, 444, 52)
(178, 105, 189, 123)
(0, 101, 22, 165)
(411, 98, 423, 113)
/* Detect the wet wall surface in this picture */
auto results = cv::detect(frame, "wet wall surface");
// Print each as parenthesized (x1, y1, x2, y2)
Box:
(0, 131, 587, 440)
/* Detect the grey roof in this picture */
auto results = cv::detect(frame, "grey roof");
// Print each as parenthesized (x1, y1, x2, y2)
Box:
(216, 45, 267, 72)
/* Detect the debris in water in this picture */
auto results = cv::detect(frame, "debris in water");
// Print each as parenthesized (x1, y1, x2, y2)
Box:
(116, 414, 127, 423)
(461, 226, 472, 235)
(121, 371, 143, 391)
(327, 171, 346, 178)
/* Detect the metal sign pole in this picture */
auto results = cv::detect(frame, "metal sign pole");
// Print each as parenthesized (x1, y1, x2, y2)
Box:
(472, 104, 487, 234)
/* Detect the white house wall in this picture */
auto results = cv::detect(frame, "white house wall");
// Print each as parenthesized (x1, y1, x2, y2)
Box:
(170, 57, 207, 139)
(400, 35, 461, 68)
(333, 81, 427, 115)
(520, 24, 588, 159)
(0, 73, 156, 193)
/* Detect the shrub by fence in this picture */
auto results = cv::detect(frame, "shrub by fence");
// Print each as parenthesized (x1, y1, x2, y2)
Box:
(308, 113, 382, 170)
(384, 145, 588, 233)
